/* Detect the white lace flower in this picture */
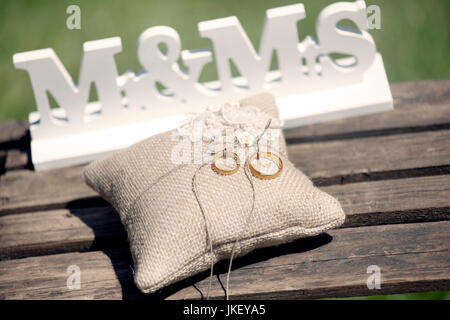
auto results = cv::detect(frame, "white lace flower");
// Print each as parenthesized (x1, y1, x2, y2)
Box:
(177, 99, 284, 149)
(236, 130, 256, 147)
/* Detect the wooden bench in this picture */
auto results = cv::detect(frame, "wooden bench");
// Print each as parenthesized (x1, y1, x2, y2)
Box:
(0, 79, 449, 300)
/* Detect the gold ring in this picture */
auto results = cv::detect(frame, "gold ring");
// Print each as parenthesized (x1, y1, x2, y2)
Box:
(212, 151, 240, 175)
(248, 152, 283, 180)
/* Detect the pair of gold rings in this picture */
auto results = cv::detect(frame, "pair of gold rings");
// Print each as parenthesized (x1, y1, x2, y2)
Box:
(212, 151, 283, 180)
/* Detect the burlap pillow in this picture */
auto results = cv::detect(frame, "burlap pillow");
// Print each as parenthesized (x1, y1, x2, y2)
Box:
(83, 93, 345, 294)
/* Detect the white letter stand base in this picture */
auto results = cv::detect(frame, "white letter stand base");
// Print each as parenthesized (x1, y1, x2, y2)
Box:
(29, 53, 392, 170)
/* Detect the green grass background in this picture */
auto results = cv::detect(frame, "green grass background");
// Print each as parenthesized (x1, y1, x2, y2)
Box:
(0, 0, 449, 300)
(1, 0, 449, 122)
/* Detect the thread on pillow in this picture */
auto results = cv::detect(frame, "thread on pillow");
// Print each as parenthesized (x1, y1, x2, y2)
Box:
(191, 163, 215, 299)
(191, 158, 257, 300)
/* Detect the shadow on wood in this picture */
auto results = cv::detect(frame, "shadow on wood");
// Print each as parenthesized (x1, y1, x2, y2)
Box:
(68, 202, 333, 300)
(0, 121, 32, 173)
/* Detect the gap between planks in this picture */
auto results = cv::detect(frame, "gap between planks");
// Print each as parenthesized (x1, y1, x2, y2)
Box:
(1, 174, 449, 260)
(284, 79, 450, 142)
(0, 221, 448, 300)
(1, 127, 450, 215)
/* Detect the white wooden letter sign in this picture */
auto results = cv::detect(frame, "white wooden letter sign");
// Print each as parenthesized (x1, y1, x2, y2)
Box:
(13, 0, 392, 170)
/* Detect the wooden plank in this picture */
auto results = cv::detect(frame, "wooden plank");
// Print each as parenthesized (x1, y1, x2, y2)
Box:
(0, 249, 137, 300)
(284, 79, 450, 142)
(330, 174, 450, 227)
(1, 175, 449, 260)
(171, 221, 450, 300)
(0, 79, 449, 213)
(0, 120, 28, 146)
(0, 221, 448, 300)
(0, 120, 29, 171)
(0, 150, 28, 174)
(3, 127, 450, 215)
(4, 149, 28, 171)
(0, 206, 126, 260)
(290, 129, 450, 186)
(0, 166, 107, 215)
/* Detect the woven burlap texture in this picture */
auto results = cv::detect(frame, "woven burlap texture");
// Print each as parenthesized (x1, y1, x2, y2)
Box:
(83, 93, 345, 294)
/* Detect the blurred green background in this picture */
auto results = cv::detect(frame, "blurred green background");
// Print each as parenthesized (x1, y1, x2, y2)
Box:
(1, 0, 450, 122)
(0, 0, 449, 300)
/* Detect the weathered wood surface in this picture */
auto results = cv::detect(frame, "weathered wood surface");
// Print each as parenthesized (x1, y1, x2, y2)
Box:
(0, 120, 28, 145)
(0, 120, 29, 173)
(0, 79, 449, 183)
(0, 165, 103, 215)
(1, 80, 450, 215)
(284, 79, 450, 142)
(171, 221, 450, 300)
(0, 206, 125, 260)
(1, 174, 449, 260)
(2, 127, 450, 215)
(0, 221, 448, 300)
(291, 129, 450, 185)
(0, 79, 449, 300)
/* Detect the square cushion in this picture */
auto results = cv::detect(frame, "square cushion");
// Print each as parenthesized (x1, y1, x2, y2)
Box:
(83, 93, 345, 294)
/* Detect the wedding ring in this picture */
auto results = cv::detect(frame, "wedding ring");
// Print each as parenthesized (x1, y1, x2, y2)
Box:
(248, 152, 283, 180)
(212, 151, 240, 175)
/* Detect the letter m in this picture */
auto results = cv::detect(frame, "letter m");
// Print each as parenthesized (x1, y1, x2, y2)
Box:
(13, 37, 123, 136)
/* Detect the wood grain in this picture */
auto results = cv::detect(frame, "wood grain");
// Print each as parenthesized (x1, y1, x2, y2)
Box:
(0, 80, 449, 214)
(0, 221, 448, 300)
(0, 206, 125, 260)
(2, 128, 450, 215)
(1, 175, 449, 260)
(0, 120, 28, 146)
(0, 120, 30, 172)
(0, 79, 449, 300)
(284, 79, 450, 142)
(4, 149, 28, 171)
(173, 221, 450, 300)
(291, 129, 450, 185)
(0, 165, 107, 215)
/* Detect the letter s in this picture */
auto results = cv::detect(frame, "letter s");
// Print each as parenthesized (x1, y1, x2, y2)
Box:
(316, 0, 376, 76)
